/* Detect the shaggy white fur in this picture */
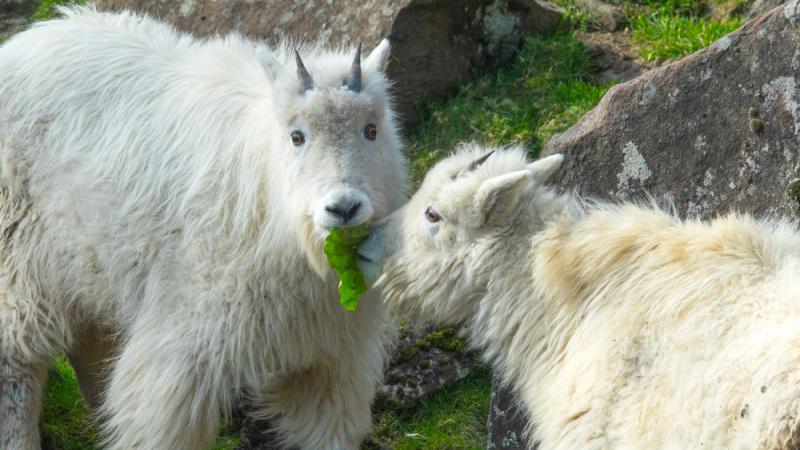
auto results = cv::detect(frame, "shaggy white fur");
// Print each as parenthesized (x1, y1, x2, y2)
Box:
(0, 6, 406, 450)
(360, 143, 800, 450)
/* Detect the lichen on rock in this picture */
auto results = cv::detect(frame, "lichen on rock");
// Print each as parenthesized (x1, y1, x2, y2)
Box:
(616, 141, 652, 195)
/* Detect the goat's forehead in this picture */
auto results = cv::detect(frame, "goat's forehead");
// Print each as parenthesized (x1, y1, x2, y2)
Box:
(416, 170, 479, 210)
(416, 148, 532, 208)
(427, 150, 526, 185)
(293, 90, 377, 123)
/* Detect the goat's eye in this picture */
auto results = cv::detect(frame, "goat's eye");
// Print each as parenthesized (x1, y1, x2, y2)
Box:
(364, 123, 377, 141)
(290, 130, 305, 146)
(424, 206, 441, 223)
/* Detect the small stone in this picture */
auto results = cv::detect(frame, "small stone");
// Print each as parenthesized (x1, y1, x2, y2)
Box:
(574, 0, 627, 31)
(748, 107, 760, 118)
(749, 119, 765, 133)
(374, 323, 477, 409)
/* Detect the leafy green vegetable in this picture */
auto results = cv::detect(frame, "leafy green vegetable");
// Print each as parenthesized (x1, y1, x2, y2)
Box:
(324, 224, 370, 311)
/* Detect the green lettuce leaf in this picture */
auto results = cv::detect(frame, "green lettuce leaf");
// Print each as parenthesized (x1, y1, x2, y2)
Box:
(324, 224, 370, 311)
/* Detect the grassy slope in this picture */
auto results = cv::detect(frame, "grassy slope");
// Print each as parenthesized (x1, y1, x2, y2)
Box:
(27, 0, 744, 448)
(628, 0, 742, 63)
(407, 29, 607, 188)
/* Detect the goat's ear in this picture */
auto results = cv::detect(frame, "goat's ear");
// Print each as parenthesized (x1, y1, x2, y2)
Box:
(474, 169, 531, 222)
(256, 48, 283, 82)
(365, 39, 391, 72)
(527, 154, 564, 185)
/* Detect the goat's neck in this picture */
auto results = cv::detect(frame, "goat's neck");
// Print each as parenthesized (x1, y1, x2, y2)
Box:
(466, 193, 584, 427)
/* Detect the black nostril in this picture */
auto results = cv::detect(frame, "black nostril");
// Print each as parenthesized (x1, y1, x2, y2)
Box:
(325, 202, 362, 222)
(344, 202, 361, 221)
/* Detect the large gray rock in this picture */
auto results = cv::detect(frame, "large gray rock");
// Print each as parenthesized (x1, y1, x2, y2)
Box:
(94, 0, 563, 126)
(546, 2, 800, 218)
(489, 2, 800, 447)
(0, 0, 35, 15)
(0, 0, 35, 40)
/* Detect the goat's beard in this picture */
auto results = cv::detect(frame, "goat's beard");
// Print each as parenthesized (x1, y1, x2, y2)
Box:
(300, 217, 331, 280)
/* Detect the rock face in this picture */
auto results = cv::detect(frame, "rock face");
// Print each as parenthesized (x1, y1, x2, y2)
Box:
(0, 0, 35, 40)
(94, 0, 563, 126)
(748, 0, 786, 18)
(546, 2, 800, 218)
(489, 2, 800, 448)
(486, 381, 534, 450)
(0, 0, 34, 16)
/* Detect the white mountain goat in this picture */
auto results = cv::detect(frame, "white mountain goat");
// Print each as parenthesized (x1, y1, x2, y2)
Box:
(359, 144, 800, 449)
(0, 6, 406, 450)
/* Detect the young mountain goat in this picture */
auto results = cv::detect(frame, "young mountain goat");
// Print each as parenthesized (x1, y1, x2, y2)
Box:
(359, 144, 800, 449)
(0, 6, 406, 450)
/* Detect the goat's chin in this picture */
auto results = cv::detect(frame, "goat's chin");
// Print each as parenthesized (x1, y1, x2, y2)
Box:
(300, 219, 332, 280)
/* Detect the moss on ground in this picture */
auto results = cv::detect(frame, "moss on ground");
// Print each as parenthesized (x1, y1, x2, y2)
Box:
(395, 327, 471, 363)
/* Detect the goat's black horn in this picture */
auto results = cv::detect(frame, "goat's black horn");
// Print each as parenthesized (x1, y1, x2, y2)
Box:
(468, 150, 495, 171)
(453, 150, 496, 180)
(344, 43, 362, 92)
(295, 50, 314, 94)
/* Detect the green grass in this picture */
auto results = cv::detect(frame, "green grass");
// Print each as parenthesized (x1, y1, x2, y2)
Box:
(407, 30, 609, 187)
(41, 359, 102, 450)
(629, 3, 741, 62)
(42, 357, 242, 450)
(31, 0, 86, 21)
(41, 356, 485, 450)
(551, 0, 744, 64)
(211, 430, 241, 450)
(365, 365, 492, 450)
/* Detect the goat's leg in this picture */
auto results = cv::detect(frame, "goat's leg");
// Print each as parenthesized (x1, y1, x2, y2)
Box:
(101, 316, 224, 450)
(67, 321, 117, 410)
(1, 288, 56, 450)
(0, 353, 49, 450)
(261, 344, 386, 450)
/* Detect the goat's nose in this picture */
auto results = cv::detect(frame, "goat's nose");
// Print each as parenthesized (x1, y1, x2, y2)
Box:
(325, 201, 362, 223)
